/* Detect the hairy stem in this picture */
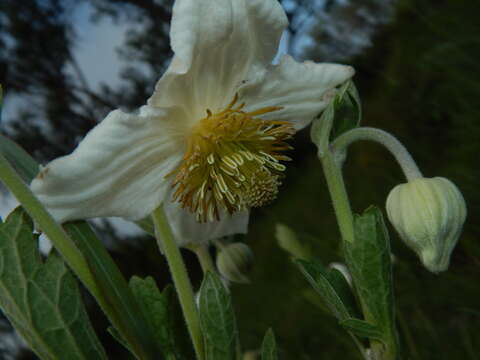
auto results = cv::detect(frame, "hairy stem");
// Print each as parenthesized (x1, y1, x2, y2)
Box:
(332, 127, 423, 181)
(320, 148, 355, 243)
(152, 206, 204, 360)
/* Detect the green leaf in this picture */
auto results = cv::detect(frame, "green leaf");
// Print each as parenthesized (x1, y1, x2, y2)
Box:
(199, 272, 238, 360)
(310, 80, 361, 156)
(129, 276, 193, 360)
(340, 318, 384, 341)
(0, 125, 159, 358)
(0, 208, 107, 360)
(65, 221, 160, 360)
(261, 328, 278, 360)
(0, 135, 39, 183)
(297, 259, 358, 320)
(330, 81, 362, 140)
(343, 206, 396, 341)
(107, 326, 133, 354)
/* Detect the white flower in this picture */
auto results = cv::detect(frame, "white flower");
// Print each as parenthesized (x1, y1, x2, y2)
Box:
(30, 0, 354, 246)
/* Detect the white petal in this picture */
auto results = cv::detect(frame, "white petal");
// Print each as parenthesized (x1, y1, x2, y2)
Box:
(163, 200, 249, 247)
(148, 0, 288, 120)
(239, 55, 355, 130)
(31, 107, 185, 223)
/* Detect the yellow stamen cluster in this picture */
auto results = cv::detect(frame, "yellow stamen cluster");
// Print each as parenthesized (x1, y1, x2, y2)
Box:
(169, 94, 295, 222)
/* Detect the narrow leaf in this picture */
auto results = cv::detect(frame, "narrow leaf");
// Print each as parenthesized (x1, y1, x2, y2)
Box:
(0, 135, 39, 183)
(65, 221, 159, 359)
(340, 318, 384, 341)
(129, 276, 193, 360)
(199, 272, 238, 360)
(261, 328, 278, 360)
(107, 326, 133, 354)
(297, 259, 358, 320)
(0, 208, 107, 360)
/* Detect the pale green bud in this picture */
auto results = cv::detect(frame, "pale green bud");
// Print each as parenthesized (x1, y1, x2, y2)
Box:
(216, 243, 254, 284)
(275, 223, 311, 260)
(386, 177, 466, 273)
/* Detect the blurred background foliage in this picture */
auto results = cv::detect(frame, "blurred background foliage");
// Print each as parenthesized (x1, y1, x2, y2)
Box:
(1, 0, 479, 358)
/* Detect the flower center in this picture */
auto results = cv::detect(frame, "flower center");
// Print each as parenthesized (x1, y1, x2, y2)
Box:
(169, 94, 295, 222)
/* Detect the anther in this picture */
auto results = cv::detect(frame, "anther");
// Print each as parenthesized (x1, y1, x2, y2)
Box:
(167, 94, 294, 222)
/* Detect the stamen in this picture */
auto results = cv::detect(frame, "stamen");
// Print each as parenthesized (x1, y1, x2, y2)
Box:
(168, 94, 294, 222)
(207, 153, 215, 164)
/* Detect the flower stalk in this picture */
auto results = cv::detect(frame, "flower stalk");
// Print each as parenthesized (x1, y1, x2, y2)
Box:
(320, 148, 355, 244)
(313, 111, 400, 359)
(331, 127, 423, 181)
(191, 244, 216, 274)
(152, 206, 204, 360)
(312, 103, 355, 244)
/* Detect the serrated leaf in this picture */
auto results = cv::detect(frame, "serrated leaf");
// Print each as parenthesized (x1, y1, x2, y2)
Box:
(199, 272, 238, 360)
(0, 208, 107, 360)
(0, 135, 39, 183)
(129, 277, 193, 360)
(261, 328, 278, 360)
(340, 318, 384, 341)
(65, 221, 159, 360)
(297, 259, 358, 320)
(0, 128, 159, 358)
(344, 206, 397, 342)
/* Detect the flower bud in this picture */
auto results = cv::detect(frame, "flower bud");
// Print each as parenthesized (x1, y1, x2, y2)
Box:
(216, 243, 254, 284)
(275, 223, 311, 260)
(386, 177, 466, 273)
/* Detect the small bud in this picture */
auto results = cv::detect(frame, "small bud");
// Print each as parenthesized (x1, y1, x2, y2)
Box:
(275, 223, 311, 260)
(216, 243, 254, 284)
(386, 177, 466, 273)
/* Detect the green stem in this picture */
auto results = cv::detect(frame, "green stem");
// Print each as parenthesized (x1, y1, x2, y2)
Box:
(0, 154, 96, 293)
(319, 149, 399, 359)
(319, 149, 355, 243)
(152, 206, 204, 360)
(191, 244, 215, 274)
(332, 127, 423, 182)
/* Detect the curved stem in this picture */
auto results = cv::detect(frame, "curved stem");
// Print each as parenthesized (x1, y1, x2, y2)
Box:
(152, 206, 204, 360)
(332, 127, 423, 181)
(191, 244, 215, 274)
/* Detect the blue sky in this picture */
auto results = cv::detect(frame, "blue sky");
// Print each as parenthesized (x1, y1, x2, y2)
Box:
(1, 2, 126, 125)
(1, 2, 128, 219)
